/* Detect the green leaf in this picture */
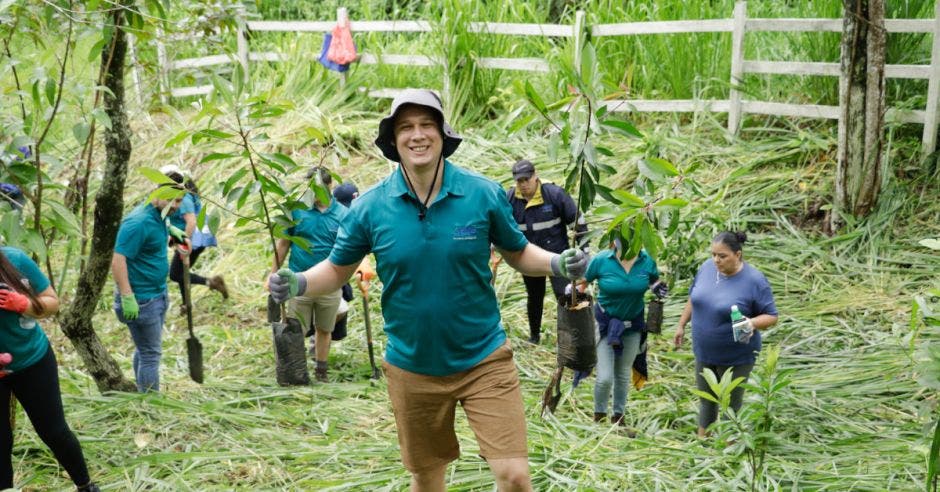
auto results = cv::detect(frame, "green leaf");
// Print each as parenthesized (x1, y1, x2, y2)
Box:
(507, 113, 536, 134)
(72, 123, 91, 145)
(146, 185, 184, 204)
(523, 80, 547, 116)
(580, 41, 596, 95)
(223, 168, 249, 196)
(611, 190, 645, 208)
(44, 77, 56, 106)
(600, 119, 643, 139)
(44, 199, 83, 237)
(139, 167, 175, 185)
(200, 152, 236, 163)
(91, 107, 112, 130)
(654, 198, 689, 209)
(594, 145, 614, 157)
(87, 37, 108, 63)
(165, 130, 190, 148)
(197, 203, 207, 229)
(545, 95, 576, 111)
(646, 156, 679, 176)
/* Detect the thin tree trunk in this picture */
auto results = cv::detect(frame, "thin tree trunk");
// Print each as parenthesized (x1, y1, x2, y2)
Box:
(58, 2, 136, 393)
(834, 0, 886, 230)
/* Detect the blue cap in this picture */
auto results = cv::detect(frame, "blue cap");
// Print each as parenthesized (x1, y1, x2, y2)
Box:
(333, 183, 359, 207)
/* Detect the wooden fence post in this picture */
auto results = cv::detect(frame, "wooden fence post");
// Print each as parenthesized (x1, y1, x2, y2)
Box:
(728, 1, 747, 135)
(155, 26, 168, 105)
(127, 33, 144, 107)
(574, 10, 585, 76)
(236, 5, 250, 81)
(337, 7, 349, 88)
(922, 0, 940, 158)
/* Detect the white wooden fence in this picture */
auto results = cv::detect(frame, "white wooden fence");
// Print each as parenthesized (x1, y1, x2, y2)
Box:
(158, 1, 940, 157)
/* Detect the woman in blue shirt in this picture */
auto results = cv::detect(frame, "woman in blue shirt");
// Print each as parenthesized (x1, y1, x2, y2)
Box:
(674, 231, 778, 437)
(584, 239, 661, 430)
(0, 247, 98, 491)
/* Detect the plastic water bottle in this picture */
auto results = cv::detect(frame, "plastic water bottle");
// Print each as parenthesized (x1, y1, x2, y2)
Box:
(730, 305, 750, 343)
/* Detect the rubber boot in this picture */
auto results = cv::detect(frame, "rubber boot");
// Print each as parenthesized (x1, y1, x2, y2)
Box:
(77, 483, 100, 492)
(315, 360, 328, 382)
(611, 414, 637, 437)
(593, 412, 606, 423)
(208, 275, 229, 299)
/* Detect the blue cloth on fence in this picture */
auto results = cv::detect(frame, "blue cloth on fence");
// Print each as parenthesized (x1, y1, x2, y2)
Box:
(318, 33, 350, 72)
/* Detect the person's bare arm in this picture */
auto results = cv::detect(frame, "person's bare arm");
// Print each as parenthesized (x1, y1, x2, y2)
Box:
(298, 260, 361, 296)
(27, 286, 59, 319)
(497, 244, 555, 277)
(750, 314, 778, 331)
(111, 253, 133, 296)
(673, 299, 692, 349)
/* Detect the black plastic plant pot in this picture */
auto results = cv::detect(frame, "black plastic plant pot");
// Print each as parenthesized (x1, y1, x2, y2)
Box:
(646, 298, 664, 334)
(556, 292, 596, 372)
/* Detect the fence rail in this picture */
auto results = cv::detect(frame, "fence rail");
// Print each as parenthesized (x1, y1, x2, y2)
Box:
(158, 1, 940, 156)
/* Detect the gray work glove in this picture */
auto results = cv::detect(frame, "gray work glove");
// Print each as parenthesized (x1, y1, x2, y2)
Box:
(551, 248, 588, 280)
(268, 268, 307, 304)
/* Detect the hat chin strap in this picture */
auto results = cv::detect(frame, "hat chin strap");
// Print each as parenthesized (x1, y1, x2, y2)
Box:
(400, 149, 444, 221)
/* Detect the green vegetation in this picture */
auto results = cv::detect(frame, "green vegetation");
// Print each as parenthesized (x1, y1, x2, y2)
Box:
(2, 0, 939, 490)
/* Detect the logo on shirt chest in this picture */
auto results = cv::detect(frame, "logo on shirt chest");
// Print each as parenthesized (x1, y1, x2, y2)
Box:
(452, 225, 479, 241)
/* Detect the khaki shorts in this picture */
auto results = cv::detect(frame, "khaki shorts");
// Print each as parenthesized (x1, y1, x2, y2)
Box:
(288, 289, 342, 334)
(384, 340, 528, 472)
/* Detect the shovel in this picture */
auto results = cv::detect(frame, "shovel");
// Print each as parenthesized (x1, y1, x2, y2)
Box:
(181, 248, 204, 383)
(356, 273, 381, 380)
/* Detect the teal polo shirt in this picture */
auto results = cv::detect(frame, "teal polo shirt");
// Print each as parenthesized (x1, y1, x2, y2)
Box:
(0, 247, 50, 372)
(287, 200, 348, 272)
(167, 193, 199, 230)
(585, 249, 659, 321)
(114, 203, 169, 301)
(330, 161, 528, 376)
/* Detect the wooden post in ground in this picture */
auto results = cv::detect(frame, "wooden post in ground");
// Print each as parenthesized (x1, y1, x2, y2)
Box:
(337, 7, 349, 88)
(155, 26, 168, 105)
(728, 1, 747, 135)
(922, 0, 940, 159)
(127, 34, 144, 107)
(236, 5, 250, 82)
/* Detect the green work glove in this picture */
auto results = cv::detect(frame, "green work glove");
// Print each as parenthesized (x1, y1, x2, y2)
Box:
(167, 224, 188, 245)
(121, 294, 139, 320)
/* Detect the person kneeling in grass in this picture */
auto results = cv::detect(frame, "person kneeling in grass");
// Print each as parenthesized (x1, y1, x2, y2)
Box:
(268, 89, 588, 491)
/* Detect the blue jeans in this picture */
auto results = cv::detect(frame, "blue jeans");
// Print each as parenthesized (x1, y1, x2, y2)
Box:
(114, 291, 168, 392)
(593, 330, 641, 415)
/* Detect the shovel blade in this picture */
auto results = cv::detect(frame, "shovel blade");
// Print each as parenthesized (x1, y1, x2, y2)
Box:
(187, 336, 204, 384)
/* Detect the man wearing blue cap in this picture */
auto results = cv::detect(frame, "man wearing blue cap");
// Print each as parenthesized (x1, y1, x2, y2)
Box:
(268, 89, 587, 491)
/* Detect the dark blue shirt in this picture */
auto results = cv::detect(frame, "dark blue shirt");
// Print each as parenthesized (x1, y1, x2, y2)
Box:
(689, 259, 778, 365)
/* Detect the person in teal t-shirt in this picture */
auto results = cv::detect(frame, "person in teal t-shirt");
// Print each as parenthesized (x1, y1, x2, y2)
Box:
(0, 247, 99, 491)
(267, 166, 348, 382)
(111, 189, 185, 392)
(583, 238, 664, 431)
(162, 166, 227, 313)
(268, 89, 588, 491)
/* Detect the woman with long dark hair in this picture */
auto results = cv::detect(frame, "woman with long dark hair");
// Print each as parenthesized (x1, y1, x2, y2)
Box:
(0, 246, 98, 491)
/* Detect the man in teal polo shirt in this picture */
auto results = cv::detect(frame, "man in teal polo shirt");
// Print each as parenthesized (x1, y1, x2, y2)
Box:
(268, 166, 348, 382)
(269, 89, 587, 491)
(111, 190, 186, 392)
